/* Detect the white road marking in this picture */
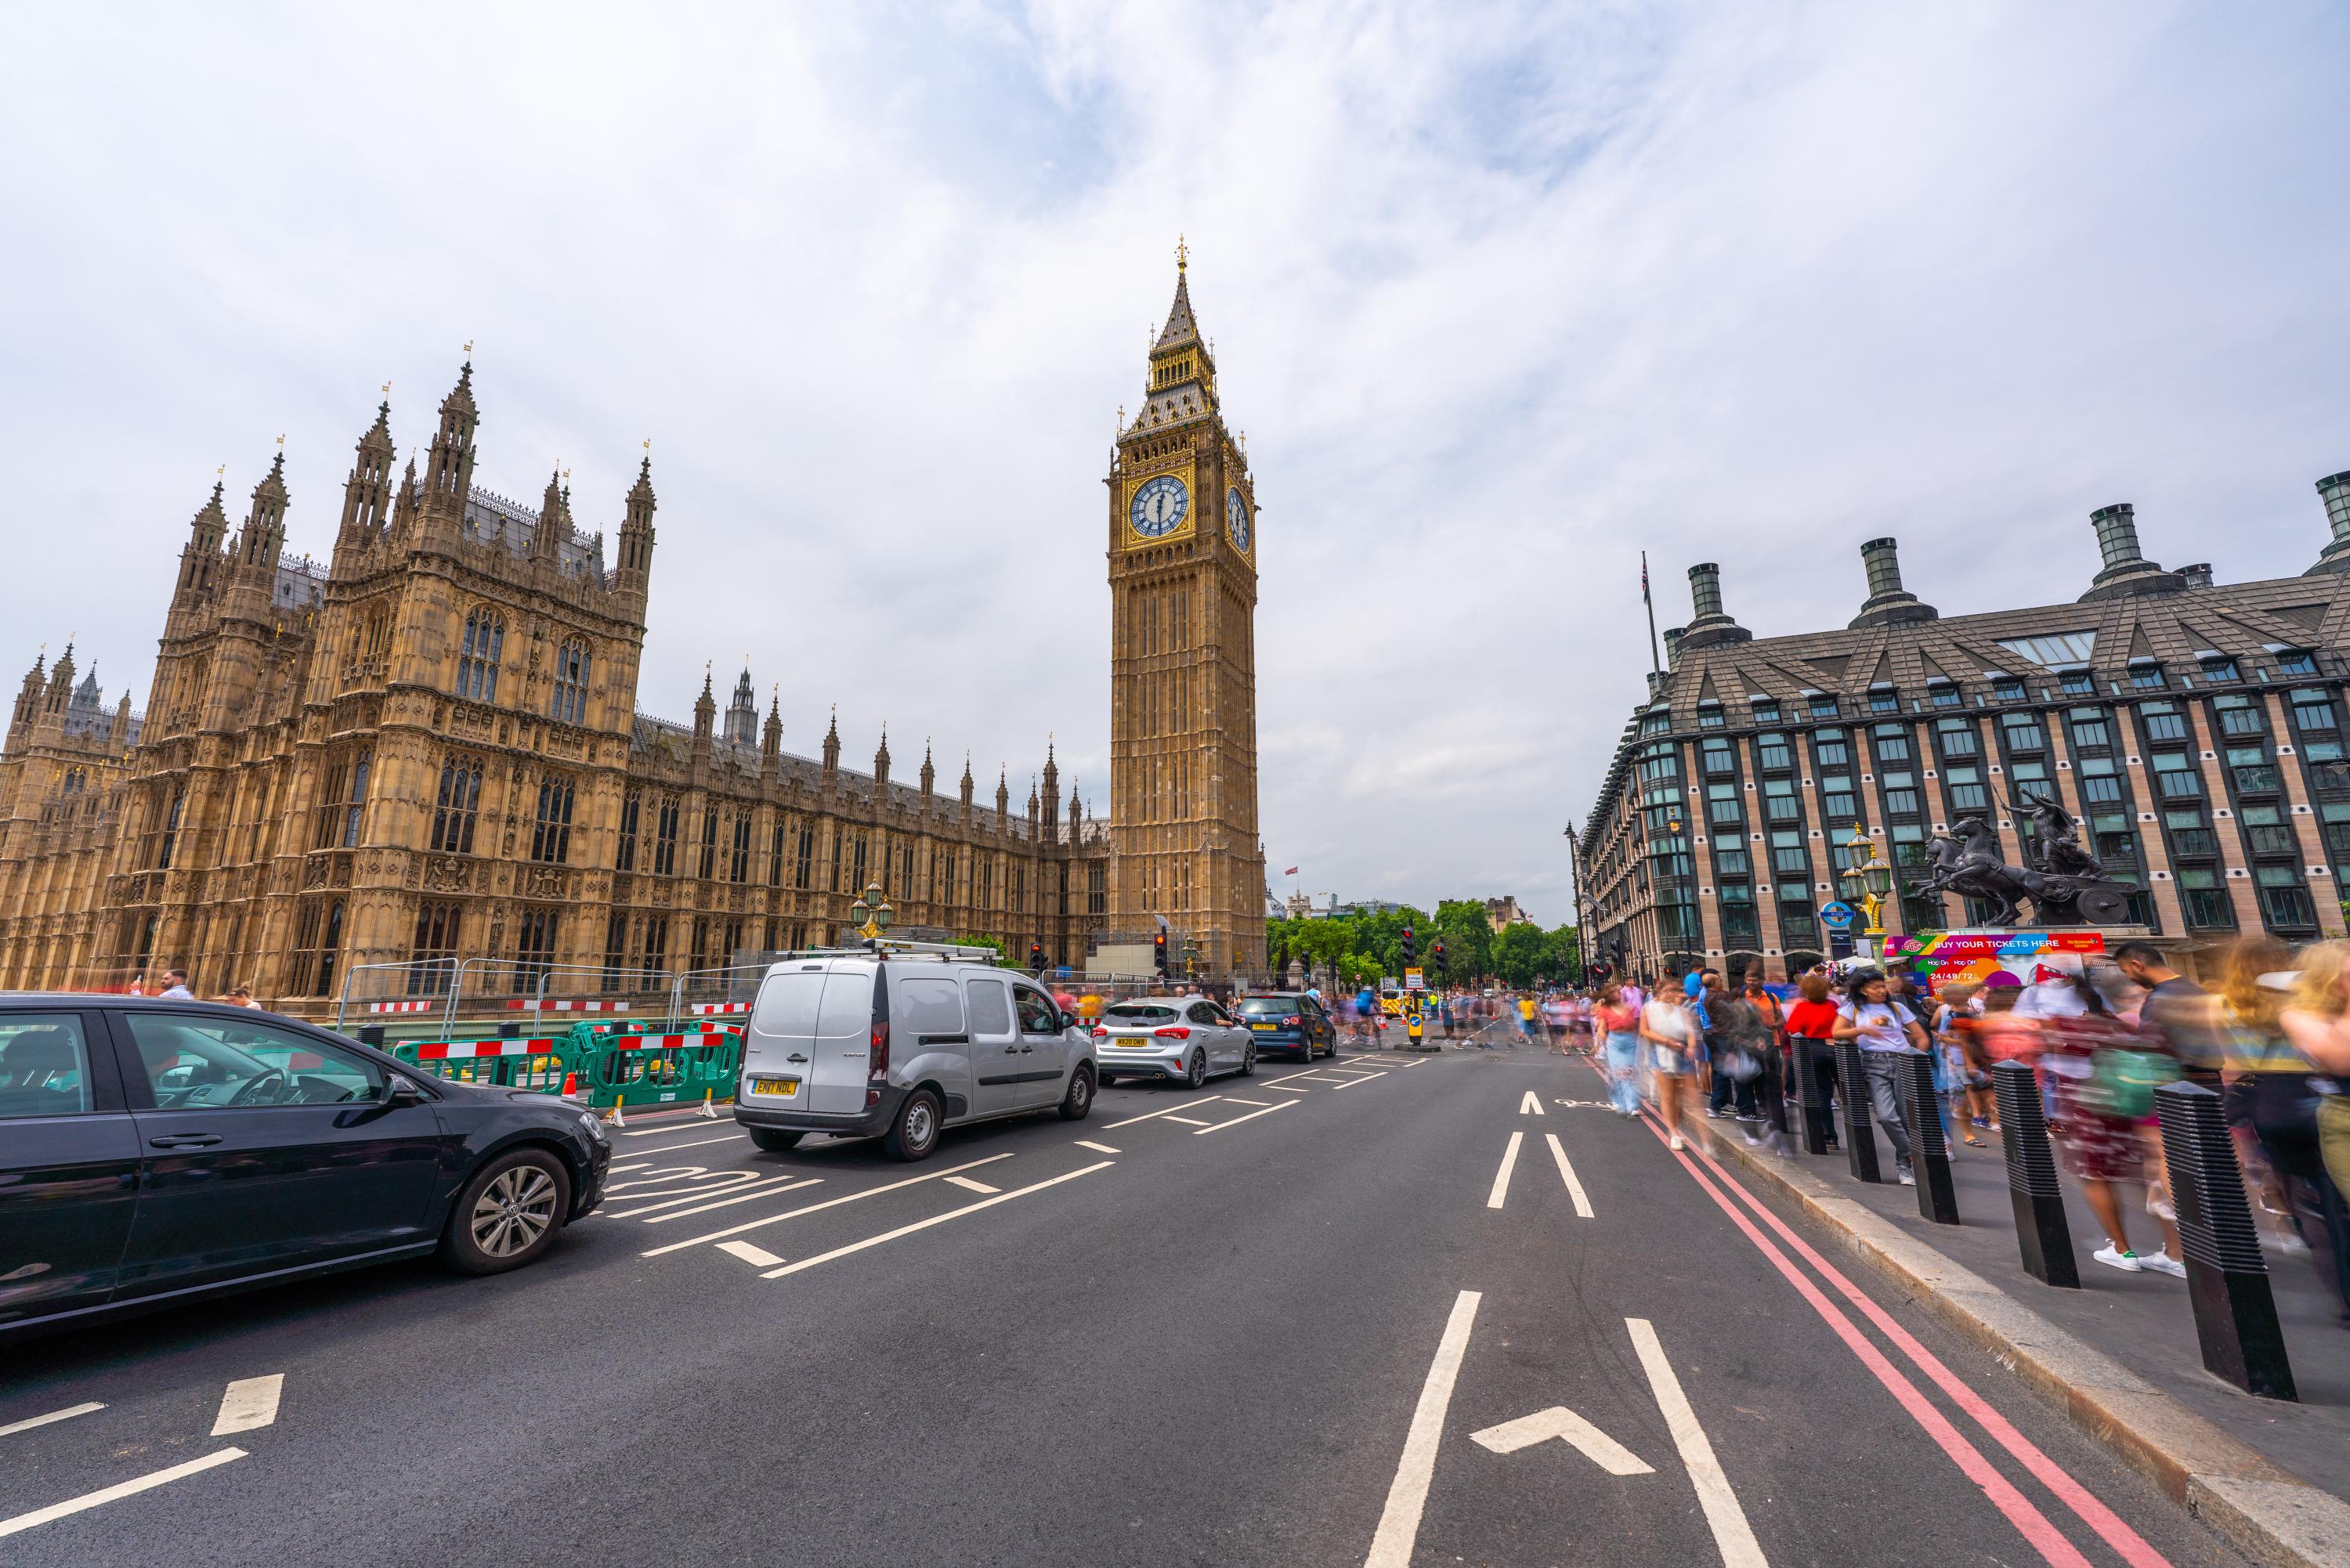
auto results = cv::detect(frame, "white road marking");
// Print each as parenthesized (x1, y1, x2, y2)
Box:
(1224, 1097, 1274, 1107)
(622, 1118, 736, 1136)
(636, 1176, 824, 1223)
(209, 1375, 284, 1436)
(0, 1447, 247, 1538)
(638, 1154, 1015, 1256)
(1102, 1095, 1225, 1129)
(1263, 1070, 1319, 1085)
(0, 1402, 104, 1439)
(607, 1172, 804, 1219)
(1267, 1084, 1312, 1093)
(716, 1240, 784, 1267)
(1520, 1089, 1546, 1115)
(1544, 1133, 1595, 1219)
(1628, 1317, 1768, 1567)
(761, 1162, 1112, 1279)
(1196, 1101, 1295, 1134)
(1487, 1130, 1524, 1209)
(1471, 1405, 1654, 1474)
(1362, 1289, 1480, 1568)
(616, 1133, 744, 1158)
(944, 1176, 1000, 1194)
(1073, 1140, 1121, 1154)
(1333, 1071, 1388, 1089)
(1159, 1114, 1212, 1127)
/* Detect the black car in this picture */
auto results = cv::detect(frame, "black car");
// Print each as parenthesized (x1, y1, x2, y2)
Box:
(1233, 993, 1338, 1060)
(0, 995, 610, 1342)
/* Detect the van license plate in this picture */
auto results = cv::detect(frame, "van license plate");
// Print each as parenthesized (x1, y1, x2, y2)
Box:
(751, 1076, 801, 1096)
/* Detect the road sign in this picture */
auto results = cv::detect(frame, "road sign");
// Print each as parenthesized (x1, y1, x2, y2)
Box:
(1818, 901, 1857, 930)
(1404, 966, 1425, 991)
(1828, 930, 1856, 960)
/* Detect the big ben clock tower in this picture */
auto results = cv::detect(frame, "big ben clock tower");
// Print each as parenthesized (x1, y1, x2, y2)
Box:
(1107, 242, 1265, 977)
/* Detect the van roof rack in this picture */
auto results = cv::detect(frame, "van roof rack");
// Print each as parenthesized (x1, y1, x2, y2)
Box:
(765, 941, 1005, 965)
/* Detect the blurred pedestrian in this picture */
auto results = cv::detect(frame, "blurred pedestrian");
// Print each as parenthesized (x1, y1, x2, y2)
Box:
(2278, 941, 2350, 1310)
(1784, 970, 1842, 1152)
(2042, 973, 2186, 1276)
(1640, 981, 1700, 1151)
(1832, 967, 1926, 1186)
(1595, 982, 1642, 1116)
(157, 968, 193, 1000)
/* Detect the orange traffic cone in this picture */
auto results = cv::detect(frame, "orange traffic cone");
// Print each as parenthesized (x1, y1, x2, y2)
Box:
(562, 1071, 577, 1096)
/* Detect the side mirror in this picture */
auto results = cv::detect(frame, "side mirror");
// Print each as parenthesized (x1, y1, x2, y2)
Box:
(1060, 1011, 1078, 1031)
(383, 1076, 425, 1107)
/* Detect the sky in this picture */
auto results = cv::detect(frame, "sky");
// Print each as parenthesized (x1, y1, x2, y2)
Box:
(5, 2, 2348, 923)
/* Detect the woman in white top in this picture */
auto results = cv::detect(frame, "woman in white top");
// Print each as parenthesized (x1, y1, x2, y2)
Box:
(1640, 987, 1699, 1150)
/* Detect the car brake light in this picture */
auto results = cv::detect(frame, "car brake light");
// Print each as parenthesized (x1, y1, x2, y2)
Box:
(1153, 1026, 1191, 1040)
(1282, 1015, 1300, 1026)
(1091, 1025, 1108, 1039)
(869, 1021, 890, 1081)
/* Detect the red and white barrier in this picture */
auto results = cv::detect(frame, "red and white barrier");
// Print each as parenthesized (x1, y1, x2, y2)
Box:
(689, 1002, 751, 1016)
(367, 1000, 438, 1014)
(617, 1031, 736, 1050)
(412, 1038, 559, 1060)
(506, 999, 635, 1013)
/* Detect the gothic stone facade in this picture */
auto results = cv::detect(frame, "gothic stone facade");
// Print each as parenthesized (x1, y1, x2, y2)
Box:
(1578, 478, 2350, 985)
(0, 363, 1110, 1013)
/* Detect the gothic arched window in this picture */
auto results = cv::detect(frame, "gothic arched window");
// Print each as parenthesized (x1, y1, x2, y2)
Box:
(431, 753, 483, 854)
(550, 638, 591, 726)
(457, 609, 504, 702)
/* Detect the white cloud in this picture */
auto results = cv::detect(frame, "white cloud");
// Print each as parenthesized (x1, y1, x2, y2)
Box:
(3, 1, 2345, 923)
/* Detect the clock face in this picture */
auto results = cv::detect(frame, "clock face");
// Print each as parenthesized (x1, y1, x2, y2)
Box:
(1129, 474, 1189, 538)
(1226, 487, 1251, 551)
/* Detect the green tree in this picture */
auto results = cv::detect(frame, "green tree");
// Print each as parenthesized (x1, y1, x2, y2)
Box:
(1433, 900, 1496, 985)
(955, 933, 1007, 962)
(1493, 921, 1553, 987)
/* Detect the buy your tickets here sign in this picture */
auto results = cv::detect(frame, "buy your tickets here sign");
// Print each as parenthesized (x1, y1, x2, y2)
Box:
(1893, 929, 2107, 988)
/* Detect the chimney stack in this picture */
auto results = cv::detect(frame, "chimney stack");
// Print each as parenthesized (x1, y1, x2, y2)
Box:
(1662, 626, 1685, 667)
(2080, 502, 2181, 601)
(2307, 469, 2350, 575)
(1849, 537, 1938, 629)
(1679, 562, 1751, 650)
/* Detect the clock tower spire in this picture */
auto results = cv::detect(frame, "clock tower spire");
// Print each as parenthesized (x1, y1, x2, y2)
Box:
(1104, 242, 1264, 977)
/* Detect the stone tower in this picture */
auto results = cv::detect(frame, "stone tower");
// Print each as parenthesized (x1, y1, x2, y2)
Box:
(1104, 244, 1265, 974)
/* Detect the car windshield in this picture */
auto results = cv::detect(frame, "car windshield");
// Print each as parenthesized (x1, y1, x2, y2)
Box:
(1104, 1003, 1179, 1024)
(1235, 998, 1296, 1014)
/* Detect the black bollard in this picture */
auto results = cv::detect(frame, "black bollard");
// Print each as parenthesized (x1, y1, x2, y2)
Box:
(1895, 1048, 1960, 1224)
(2157, 1081, 2297, 1400)
(1834, 1039, 1883, 1183)
(1992, 1060, 2077, 1288)
(356, 1024, 386, 1047)
(1793, 1040, 1832, 1156)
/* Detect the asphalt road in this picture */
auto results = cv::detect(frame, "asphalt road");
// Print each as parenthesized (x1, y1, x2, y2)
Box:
(3, 1043, 2257, 1567)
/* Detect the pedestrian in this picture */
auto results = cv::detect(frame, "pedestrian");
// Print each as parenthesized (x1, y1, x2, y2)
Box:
(1831, 966, 1926, 1187)
(1784, 970, 1841, 1152)
(1934, 982, 1990, 1147)
(2277, 941, 2350, 1301)
(1594, 982, 1642, 1116)
(2113, 941, 2225, 1090)
(1737, 970, 1791, 1153)
(1640, 981, 1700, 1151)
(157, 968, 193, 1000)
(2039, 971, 2186, 1276)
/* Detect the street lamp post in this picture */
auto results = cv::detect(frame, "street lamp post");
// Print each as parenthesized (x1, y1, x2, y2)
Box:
(1838, 824, 1895, 962)
(847, 880, 895, 954)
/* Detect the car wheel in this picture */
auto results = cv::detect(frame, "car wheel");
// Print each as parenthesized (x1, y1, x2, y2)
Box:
(1058, 1065, 1096, 1120)
(1186, 1049, 1208, 1089)
(1239, 1042, 1256, 1077)
(439, 1148, 572, 1277)
(884, 1088, 942, 1162)
(748, 1128, 803, 1153)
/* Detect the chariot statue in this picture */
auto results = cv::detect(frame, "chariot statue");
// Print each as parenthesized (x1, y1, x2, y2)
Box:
(1915, 786, 2136, 927)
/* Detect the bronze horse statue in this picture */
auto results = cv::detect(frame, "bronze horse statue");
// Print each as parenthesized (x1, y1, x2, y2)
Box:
(1917, 815, 2134, 927)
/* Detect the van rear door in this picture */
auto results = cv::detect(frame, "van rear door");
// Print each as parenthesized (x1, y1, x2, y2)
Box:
(808, 961, 880, 1116)
(742, 965, 827, 1110)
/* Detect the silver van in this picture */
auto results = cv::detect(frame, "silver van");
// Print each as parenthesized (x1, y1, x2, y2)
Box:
(733, 948, 1097, 1162)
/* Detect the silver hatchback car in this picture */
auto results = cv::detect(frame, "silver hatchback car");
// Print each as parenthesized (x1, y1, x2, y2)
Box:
(734, 948, 1097, 1161)
(1092, 996, 1257, 1089)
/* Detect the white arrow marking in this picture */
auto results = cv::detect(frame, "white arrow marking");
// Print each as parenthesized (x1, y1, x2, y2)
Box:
(1520, 1090, 1546, 1115)
(210, 1375, 283, 1436)
(1470, 1406, 1654, 1475)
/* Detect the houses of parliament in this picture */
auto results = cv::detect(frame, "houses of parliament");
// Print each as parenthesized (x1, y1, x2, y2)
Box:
(0, 257, 1266, 1010)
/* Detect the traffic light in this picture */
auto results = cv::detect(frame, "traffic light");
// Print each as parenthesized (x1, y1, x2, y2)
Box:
(1400, 926, 1415, 967)
(1028, 941, 1045, 973)
(1431, 939, 1445, 980)
(1153, 931, 1169, 978)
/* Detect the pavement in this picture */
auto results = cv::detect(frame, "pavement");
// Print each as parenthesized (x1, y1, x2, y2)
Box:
(0, 1046, 2284, 1566)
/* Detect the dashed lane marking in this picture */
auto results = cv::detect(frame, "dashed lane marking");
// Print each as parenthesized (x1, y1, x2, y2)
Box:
(0, 1448, 248, 1540)
(1362, 1289, 1480, 1568)
(1161, 1115, 1212, 1127)
(210, 1375, 284, 1436)
(717, 1240, 784, 1267)
(639, 1153, 1014, 1256)
(1267, 1084, 1312, 1093)
(1333, 1071, 1389, 1089)
(944, 1176, 1000, 1194)
(1628, 1318, 1767, 1568)
(1074, 1140, 1120, 1154)
(636, 1176, 824, 1224)
(1102, 1095, 1226, 1129)
(1487, 1130, 1524, 1210)
(1224, 1097, 1275, 1107)
(760, 1162, 1113, 1280)
(0, 1403, 104, 1439)
(1195, 1101, 1295, 1135)
(1544, 1133, 1595, 1219)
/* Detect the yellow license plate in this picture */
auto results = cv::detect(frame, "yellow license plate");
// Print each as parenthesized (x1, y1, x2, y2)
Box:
(1113, 1041, 1149, 1047)
(1251, 1023, 1276, 1030)
(751, 1076, 801, 1096)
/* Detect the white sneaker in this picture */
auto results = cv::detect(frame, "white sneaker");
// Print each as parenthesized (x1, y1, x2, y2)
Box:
(1897, 1168, 1916, 1187)
(2093, 1244, 2143, 1273)
(1669, 1133, 1686, 1151)
(2139, 1252, 2187, 1278)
